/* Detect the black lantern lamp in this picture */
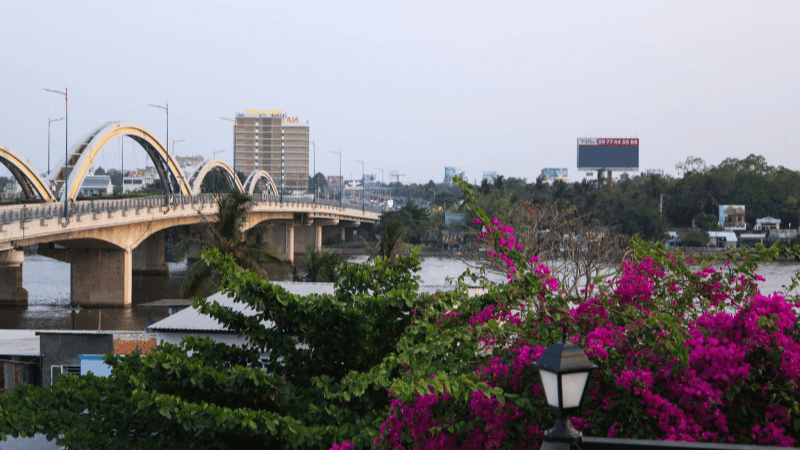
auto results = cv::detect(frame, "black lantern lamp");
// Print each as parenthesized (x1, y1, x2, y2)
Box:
(533, 330, 598, 449)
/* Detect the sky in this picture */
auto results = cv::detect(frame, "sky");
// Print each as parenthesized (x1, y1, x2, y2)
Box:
(0, 0, 798, 185)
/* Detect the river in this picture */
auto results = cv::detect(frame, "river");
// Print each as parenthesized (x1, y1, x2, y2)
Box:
(1, 255, 797, 331)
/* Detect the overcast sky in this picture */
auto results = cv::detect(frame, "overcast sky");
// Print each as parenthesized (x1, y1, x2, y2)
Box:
(1, 1, 798, 184)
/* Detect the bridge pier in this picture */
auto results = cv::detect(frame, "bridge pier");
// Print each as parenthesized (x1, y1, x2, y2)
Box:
(132, 231, 169, 275)
(294, 224, 321, 255)
(39, 245, 132, 307)
(70, 248, 132, 307)
(0, 250, 28, 305)
(261, 222, 295, 264)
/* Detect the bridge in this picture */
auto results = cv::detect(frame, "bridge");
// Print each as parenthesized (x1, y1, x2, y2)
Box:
(0, 121, 381, 307)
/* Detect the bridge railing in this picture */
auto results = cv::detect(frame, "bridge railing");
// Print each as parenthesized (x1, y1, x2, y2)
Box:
(0, 194, 383, 225)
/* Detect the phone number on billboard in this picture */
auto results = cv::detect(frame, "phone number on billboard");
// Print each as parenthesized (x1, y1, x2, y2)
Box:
(578, 138, 639, 146)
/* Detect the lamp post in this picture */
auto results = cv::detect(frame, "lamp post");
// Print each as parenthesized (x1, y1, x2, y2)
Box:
(309, 140, 317, 204)
(43, 88, 68, 218)
(355, 159, 365, 213)
(533, 330, 597, 450)
(220, 117, 236, 175)
(47, 117, 65, 177)
(213, 150, 226, 194)
(148, 103, 169, 205)
(331, 150, 342, 208)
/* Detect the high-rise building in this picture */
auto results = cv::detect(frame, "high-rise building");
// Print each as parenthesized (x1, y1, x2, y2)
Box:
(233, 110, 309, 194)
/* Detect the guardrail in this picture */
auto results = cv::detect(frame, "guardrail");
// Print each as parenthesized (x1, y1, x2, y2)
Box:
(0, 194, 383, 224)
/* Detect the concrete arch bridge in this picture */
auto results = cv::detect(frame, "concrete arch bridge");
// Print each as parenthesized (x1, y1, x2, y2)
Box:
(1, 121, 277, 202)
(0, 194, 378, 306)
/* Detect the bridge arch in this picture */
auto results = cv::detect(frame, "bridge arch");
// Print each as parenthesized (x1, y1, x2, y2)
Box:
(186, 159, 243, 195)
(48, 121, 190, 202)
(242, 170, 278, 196)
(0, 144, 55, 201)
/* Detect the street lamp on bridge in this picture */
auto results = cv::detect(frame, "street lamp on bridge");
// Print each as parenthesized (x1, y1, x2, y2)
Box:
(212, 150, 226, 194)
(148, 103, 170, 205)
(355, 159, 365, 213)
(220, 117, 236, 175)
(331, 150, 342, 208)
(43, 87, 68, 218)
(47, 116, 65, 177)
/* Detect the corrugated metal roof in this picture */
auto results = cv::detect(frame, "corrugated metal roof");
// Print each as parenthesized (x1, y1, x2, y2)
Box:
(150, 283, 456, 332)
(0, 337, 39, 356)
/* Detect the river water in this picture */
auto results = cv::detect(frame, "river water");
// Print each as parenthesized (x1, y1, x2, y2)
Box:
(1, 255, 797, 331)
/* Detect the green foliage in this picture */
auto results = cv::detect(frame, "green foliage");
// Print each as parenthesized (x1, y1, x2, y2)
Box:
(295, 246, 345, 282)
(0, 245, 432, 449)
(375, 202, 436, 244)
(694, 212, 721, 231)
(176, 190, 283, 297)
(683, 230, 709, 247)
(373, 220, 408, 261)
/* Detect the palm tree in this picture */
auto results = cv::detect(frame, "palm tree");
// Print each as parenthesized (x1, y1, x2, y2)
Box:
(294, 246, 345, 282)
(177, 190, 283, 297)
(372, 220, 409, 262)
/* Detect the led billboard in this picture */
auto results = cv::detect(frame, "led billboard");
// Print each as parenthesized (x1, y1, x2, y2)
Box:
(577, 138, 639, 170)
(541, 168, 568, 180)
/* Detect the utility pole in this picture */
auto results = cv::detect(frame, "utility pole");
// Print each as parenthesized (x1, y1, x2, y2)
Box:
(44, 87, 68, 218)
(47, 116, 65, 177)
(148, 102, 170, 205)
(331, 150, 342, 208)
(355, 159, 365, 213)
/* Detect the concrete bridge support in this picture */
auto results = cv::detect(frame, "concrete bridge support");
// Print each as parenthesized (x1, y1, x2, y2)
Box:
(294, 224, 322, 256)
(0, 250, 28, 305)
(39, 245, 132, 307)
(261, 222, 295, 264)
(70, 249, 132, 307)
(132, 231, 169, 275)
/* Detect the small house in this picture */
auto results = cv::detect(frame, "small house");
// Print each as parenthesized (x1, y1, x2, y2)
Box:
(707, 231, 738, 248)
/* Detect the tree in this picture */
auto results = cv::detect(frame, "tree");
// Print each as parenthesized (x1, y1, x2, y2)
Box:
(683, 230, 709, 247)
(2, 180, 800, 448)
(294, 246, 345, 282)
(176, 190, 283, 297)
(372, 219, 408, 261)
(693, 212, 721, 231)
(0, 247, 429, 449)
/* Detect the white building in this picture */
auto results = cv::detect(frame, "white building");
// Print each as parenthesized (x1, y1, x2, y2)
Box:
(79, 175, 113, 197)
(122, 175, 157, 193)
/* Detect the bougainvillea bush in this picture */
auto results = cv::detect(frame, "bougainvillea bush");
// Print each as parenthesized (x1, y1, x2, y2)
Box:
(372, 177, 800, 449)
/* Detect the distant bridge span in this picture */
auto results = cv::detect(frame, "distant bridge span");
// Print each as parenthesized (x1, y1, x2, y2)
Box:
(186, 159, 244, 195)
(49, 121, 191, 201)
(0, 143, 55, 202)
(0, 195, 380, 306)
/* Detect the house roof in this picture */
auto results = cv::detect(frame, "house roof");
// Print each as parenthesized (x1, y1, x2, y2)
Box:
(0, 330, 39, 357)
(151, 282, 456, 332)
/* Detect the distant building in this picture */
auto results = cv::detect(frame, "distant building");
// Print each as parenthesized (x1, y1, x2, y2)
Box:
(645, 169, 664, 176)
(719, 205, 746, 231)
(754, 216, 781, 231)
(79, 175, 113, 197)
(233, 110, 309, 194)
(122, 174, 157, 193)
(482, 171, 497, 183)
(708, 231, 738, 248)
(444, 167, 466, 184)
(175, 155, 204, 169)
